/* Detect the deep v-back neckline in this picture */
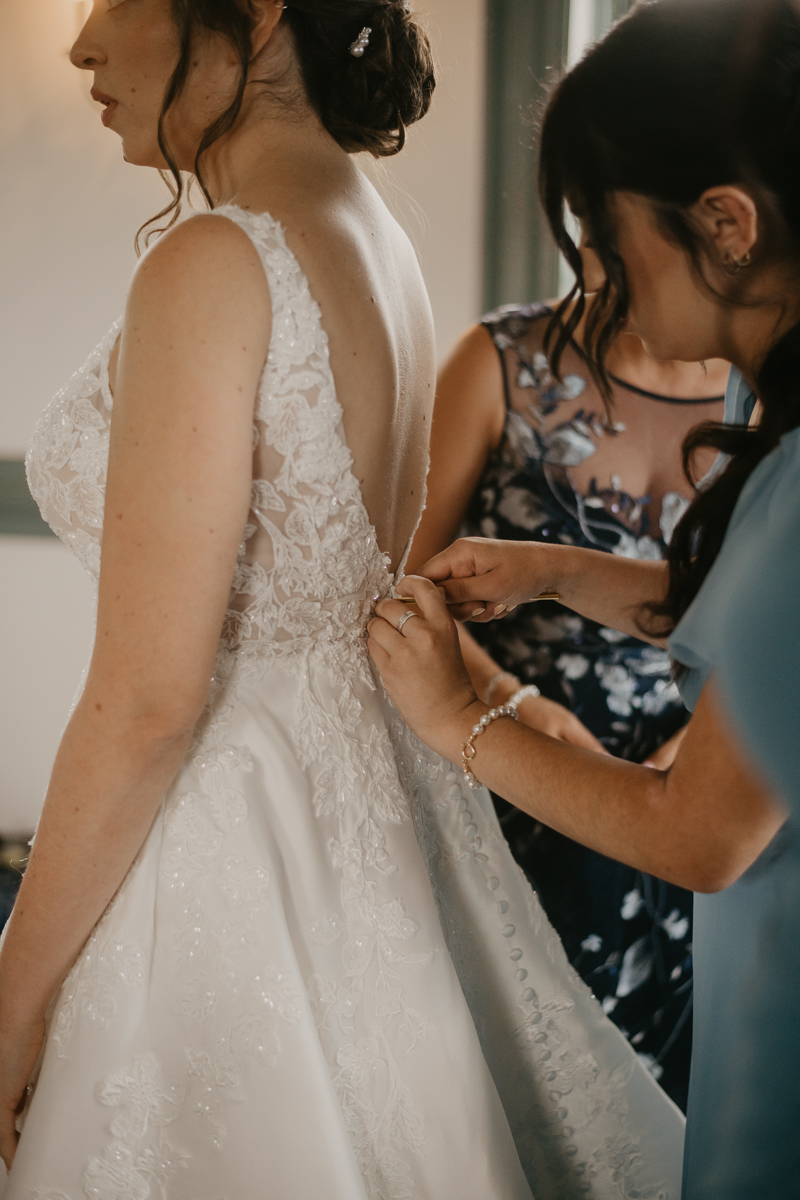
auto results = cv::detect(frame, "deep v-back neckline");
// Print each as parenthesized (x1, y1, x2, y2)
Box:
(106, 203, 420, 582)
(220, 205, 421, 580)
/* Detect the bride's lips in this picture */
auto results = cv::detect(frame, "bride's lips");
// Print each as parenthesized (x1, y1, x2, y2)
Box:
(91, 87, 119, 126)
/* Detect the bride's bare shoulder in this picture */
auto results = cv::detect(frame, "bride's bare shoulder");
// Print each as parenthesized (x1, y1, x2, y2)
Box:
(132, 214, 271, 312)
(117, 213, 272, 399)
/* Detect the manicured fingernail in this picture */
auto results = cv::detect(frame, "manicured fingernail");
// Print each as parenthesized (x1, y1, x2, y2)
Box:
(643, 761, 656, 769)
(471, 607, 486, 616)
(493, 604, 508, 616)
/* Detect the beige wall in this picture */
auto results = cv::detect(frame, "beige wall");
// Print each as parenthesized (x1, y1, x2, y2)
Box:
(0, 0, 486, 834)
(366, 0, 487, 358)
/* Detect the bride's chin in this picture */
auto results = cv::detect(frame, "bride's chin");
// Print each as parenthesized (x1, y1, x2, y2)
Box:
(118, 137, 171, 171)
(120, 145, 151, 168)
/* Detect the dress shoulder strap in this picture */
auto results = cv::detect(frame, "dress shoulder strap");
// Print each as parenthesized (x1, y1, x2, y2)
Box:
(210, 205, 331, 361)
(208, 205, 337, 429)
(481, 301, 552, 343)
(479, 302, 552, 412)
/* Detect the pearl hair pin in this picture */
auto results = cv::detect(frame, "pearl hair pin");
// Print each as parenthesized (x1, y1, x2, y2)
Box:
(349, 27, 372, 56)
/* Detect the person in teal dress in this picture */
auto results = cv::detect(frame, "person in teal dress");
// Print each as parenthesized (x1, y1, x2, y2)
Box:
(367, 0, 800, 1195)
(712, 426, 800, 1196)
(666, 368, 800, 1197)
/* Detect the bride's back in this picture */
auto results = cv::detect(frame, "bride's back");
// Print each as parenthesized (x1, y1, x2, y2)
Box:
(236, 160, 435, 574)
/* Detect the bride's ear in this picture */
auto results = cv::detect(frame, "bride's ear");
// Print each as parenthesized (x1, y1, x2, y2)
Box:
(249, 0, 288, 60)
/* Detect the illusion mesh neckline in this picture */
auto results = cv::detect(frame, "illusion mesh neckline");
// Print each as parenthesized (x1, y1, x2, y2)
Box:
(608, 371, 725, 405)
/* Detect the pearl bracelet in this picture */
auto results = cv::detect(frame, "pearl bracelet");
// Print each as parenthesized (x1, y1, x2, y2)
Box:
(508, 683, 541, 708)
(461, 704, 519, 789)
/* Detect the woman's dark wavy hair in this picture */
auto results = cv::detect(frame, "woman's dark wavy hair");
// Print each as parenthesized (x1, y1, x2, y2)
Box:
(139, 0, 435, 249)
(538, 0, 800, 640)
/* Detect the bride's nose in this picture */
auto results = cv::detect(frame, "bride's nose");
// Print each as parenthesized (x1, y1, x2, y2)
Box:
(70, 15, 108, 71)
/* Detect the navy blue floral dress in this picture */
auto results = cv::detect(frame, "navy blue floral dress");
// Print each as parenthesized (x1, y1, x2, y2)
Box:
(464, 304, 725, 1112)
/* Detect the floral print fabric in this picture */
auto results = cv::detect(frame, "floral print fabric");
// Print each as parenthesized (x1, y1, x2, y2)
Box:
(465, 304, 699, 1111)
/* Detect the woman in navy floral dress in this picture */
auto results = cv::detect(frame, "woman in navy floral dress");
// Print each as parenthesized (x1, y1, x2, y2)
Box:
(408, 298, 727, 1111)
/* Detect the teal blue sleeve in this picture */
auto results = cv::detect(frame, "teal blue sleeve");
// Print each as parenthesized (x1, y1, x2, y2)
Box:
(702, 430, 800, 1199)
(717, 476, 800, 811)
(673, 385, 800, 1200)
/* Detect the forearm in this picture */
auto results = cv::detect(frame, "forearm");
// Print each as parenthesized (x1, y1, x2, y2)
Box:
(432, 685, 781, 893)
(539, 544, 669, 644)
(439, 703, 695, 882)
(458, 624, 517, 702)
(0, 697, 191, 1027)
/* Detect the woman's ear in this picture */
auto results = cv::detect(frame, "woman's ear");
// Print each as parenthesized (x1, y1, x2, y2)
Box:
(693, 186, 759, 269)
(578, 225, 607, 293)
(250, 0, 287, 60)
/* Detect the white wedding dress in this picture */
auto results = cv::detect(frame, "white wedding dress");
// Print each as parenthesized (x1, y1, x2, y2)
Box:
(6, 206, 684, 1200)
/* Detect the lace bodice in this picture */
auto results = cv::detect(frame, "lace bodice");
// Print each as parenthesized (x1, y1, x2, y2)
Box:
(26, 206, 397, 666)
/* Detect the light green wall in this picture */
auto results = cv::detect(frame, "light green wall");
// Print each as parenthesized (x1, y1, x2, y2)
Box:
(484, 0, 570, 311)
(0, 460, 53, 538)
(483, 0, 634, 312)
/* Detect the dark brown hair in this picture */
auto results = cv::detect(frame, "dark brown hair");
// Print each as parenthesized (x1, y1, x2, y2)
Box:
(537, 0, 800, 640)
(139, 0, 435, 248)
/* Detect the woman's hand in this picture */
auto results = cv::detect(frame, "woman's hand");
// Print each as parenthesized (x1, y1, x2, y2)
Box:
(369, 577, 608, 759)
(643, 725, 688, 770)
(0, 1012, 45, 1170)
(515, 694, 609, 753)
(420, 537, 669, 646)
(420, 537, 565, 623)
(368, 577, 484, 761)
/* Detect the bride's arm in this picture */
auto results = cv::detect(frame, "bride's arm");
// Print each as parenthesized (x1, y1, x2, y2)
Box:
(0, 215, 270, 1168)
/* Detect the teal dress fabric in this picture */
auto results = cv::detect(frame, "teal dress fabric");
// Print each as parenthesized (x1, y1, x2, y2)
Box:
(711, 405, 800, 1198)
(669, 367, 800, 1198)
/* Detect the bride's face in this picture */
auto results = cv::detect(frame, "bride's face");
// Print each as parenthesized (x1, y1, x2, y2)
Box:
(70, 0, 244, 170)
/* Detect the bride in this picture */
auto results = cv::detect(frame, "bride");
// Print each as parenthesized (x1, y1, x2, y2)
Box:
(0, 2, 683, 1197)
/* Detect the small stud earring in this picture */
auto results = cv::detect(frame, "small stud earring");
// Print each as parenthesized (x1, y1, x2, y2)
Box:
(723, 250, 752, 275)
(349, 27, 372, 57)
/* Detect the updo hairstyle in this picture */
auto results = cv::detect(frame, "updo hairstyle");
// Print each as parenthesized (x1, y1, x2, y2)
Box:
(283, 1, 435, 157)
(142, 0, 435, 244)
(537, 0, 800, 640)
